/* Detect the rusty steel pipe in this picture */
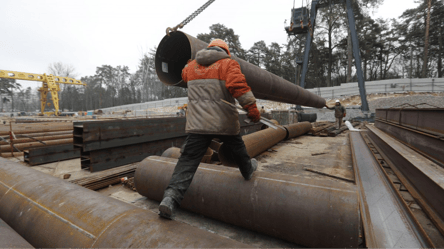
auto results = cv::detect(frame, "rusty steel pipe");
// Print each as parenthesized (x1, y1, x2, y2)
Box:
(0, 158, 248, 248)
(0, 127, 72, 136)
(155, 31, 326, 108)
(161, 147, 213, 163)
(0, 138, 73, 152)
(0, 218, 33, 248)
(5, 130, 72, 138)
(0, 152, 24, 158)
(161, 147, 182, 159)
(0, 134, 73, 146)
(219, 126, 287, 167)
(135, 156, 360, 248)
(284, 121, 312, 139)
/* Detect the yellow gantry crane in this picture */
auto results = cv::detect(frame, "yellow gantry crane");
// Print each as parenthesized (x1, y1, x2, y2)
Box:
(0, 70, 86, 116)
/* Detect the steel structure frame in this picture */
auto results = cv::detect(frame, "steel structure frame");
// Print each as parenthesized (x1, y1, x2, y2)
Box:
(296, 0, 369, 112)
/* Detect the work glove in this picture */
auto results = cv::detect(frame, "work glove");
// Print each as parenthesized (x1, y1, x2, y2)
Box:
(243, 103, 261, 123)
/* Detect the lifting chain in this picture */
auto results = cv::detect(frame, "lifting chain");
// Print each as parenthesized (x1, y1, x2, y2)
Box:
(166, 0, 216, 36)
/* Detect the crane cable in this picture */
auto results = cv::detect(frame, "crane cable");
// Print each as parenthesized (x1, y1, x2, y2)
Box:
(289, 0, 296, 31)
(166, 0, 216, 36)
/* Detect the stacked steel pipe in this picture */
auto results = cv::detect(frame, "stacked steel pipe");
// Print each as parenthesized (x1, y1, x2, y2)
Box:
(134, 156, 360, 248)
(0, 158, 247, 248)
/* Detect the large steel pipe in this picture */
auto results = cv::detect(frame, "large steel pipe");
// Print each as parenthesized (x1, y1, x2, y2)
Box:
(284, 121, 312, 139)
(135, 156, 360, 248)
(219, 122, 311, 166)
(0, 158, 247, 248)
(0, 218, 33, 248)
(155, 31, 326, 108)
(161, 146, 213, 163)
(219, 126, 287, 167)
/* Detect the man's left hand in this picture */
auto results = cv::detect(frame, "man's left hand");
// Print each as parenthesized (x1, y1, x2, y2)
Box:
(244, 103, 261, 123)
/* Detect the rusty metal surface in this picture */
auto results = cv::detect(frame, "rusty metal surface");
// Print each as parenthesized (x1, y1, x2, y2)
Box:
(24, 144, 80, 166)
(161, 146, 213, 163)
(375, 119, 444, 165)
(366, 125, 444, 236)
(155, 31, 325, 108)
(219, 126, 287, 167)
(0, 218, 33, 248)
(0, 157, 248, 248)
(284, 122, 312, 139)
(135, 156, 360, 248)
(375, 108, 444, 135)
(350, 132, 432, 248)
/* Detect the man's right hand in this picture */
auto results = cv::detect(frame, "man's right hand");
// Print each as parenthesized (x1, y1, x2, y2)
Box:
(244, 103, 261, 123)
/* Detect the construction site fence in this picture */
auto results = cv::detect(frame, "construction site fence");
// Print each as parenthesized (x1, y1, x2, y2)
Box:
(84, 78, 444, 115)
(308, 78, 444, 100)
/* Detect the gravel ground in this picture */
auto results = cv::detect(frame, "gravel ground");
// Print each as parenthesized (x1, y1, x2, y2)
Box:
(367, 94, 444, 112)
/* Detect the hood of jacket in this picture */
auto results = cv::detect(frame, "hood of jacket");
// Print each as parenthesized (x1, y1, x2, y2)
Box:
(196, 49, 230, 66)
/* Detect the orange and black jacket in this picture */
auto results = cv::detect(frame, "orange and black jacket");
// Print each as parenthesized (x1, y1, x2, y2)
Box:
(182, 48, 257, 135)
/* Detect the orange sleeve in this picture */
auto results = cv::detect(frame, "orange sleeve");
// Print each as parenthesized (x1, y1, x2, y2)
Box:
(224, 60, 251, 99)
(181, 59, 194, 83)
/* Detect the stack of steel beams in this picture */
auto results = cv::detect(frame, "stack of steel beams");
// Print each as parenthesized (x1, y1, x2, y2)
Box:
(375, 108, 444, 165)
(24, 144, 80, 166)
(74, 114, 268, 172)
(350, 131, 433, 247)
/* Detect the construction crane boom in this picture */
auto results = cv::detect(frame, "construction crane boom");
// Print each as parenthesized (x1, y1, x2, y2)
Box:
(0, 69, 86, 116)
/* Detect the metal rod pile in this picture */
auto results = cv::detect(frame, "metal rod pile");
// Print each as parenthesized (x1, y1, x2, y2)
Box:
(69, 164, 137, 190)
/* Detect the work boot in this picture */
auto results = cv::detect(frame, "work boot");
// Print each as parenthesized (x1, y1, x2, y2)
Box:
(245, 158, 258, 180)
(159, 197, 177, 219)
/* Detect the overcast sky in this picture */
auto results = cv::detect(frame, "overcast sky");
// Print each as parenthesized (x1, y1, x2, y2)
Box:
(1, 0, 419, 89)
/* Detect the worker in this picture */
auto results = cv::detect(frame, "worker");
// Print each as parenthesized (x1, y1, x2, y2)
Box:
(178, 104, 187, 116)
(159, 39, 261, 219)
(326, 100, 346, 129)
(260, 106, 266, 114)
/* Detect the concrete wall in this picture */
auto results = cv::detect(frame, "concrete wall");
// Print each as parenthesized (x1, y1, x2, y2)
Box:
(306, 78, 444, 99)
(98, 78, 444, 114)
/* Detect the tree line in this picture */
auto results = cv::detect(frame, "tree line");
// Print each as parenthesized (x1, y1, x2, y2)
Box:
(1, 0, 442, 112)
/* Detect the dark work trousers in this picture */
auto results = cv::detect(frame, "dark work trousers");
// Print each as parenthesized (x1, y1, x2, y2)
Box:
(163, 133, 253, 206)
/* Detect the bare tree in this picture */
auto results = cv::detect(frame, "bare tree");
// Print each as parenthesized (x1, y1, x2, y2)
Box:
(422, 0, 432, 78)
(47, 62, 77, 78)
